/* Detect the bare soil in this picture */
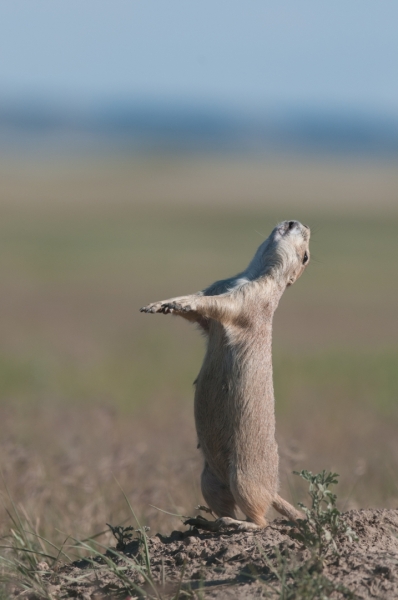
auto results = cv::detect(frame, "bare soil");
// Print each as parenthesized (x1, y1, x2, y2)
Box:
(34, 509, 398, 599)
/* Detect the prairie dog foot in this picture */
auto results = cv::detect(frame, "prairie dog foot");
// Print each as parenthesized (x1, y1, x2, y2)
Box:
(216, 517, 262, 531)
(184, 515, 263, 532)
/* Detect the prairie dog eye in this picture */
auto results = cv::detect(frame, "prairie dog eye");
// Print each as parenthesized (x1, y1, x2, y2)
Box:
(303, 251, 309, 264)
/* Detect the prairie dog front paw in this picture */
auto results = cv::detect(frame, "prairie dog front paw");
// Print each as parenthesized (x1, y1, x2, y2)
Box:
(140, 301, 172, 314)
(140, 297, 196, 314)
(162, 301, 194, 313)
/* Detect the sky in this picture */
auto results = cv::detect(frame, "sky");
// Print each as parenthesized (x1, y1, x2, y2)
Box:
(0, 1, 398, 115)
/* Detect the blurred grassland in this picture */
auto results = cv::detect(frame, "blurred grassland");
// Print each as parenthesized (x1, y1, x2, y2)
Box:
(0, 156, 397, 543)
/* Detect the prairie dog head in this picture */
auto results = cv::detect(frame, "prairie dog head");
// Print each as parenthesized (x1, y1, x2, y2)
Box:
(248, 220, 310, 286)
(273, 220, 310, 285)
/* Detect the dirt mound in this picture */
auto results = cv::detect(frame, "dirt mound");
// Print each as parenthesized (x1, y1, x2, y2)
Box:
(33, 508, 398, 599)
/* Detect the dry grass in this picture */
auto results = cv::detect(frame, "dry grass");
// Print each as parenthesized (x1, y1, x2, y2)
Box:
(0, 155, 397, 557)
(0, 401, 201, 545)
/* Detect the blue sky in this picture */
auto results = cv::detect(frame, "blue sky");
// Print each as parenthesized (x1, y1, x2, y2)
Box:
(1, 1, 397, 114)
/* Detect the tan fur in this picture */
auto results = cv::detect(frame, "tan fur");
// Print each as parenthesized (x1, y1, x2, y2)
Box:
(141, 220, 310, 527)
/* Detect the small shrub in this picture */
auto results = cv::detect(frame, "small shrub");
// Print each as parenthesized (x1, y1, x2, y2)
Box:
(106, 523, 135, 550)
(259, 470, 359, 599)
(290, 470, 358, 557)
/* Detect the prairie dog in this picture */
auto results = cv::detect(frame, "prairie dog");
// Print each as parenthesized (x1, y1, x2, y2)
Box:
(141, 220, 310, 529)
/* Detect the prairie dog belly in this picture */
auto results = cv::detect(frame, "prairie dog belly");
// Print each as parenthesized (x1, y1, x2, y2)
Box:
(194, 329, 277, 485)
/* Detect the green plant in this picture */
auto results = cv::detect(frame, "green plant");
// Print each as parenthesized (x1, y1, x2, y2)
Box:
(254, 470, 359, 599)
(106, 523, 135, 550)
(107, 522, 150, 552)
(290, 470, 357, 557)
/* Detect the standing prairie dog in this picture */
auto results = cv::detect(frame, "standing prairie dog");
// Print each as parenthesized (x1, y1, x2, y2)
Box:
(141, 220, 310, 530)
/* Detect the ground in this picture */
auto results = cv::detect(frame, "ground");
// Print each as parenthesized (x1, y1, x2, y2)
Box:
(26, 509, 398, 599)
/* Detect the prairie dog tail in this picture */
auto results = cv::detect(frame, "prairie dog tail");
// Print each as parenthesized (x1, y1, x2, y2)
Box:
(272, 495, 303, 521)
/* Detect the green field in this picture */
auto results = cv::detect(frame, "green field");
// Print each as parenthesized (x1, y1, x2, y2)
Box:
(0, 156, 397, 545)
